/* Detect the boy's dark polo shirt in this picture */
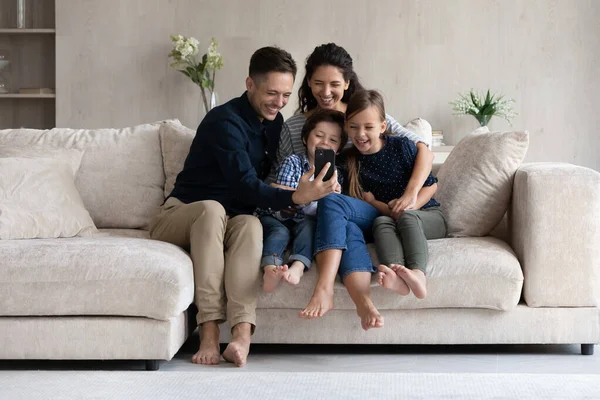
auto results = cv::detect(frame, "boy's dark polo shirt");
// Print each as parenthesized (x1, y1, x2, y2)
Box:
(169, 92, 295, 216)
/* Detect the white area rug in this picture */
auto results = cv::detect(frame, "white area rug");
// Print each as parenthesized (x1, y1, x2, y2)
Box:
(1, 371, 599, 399)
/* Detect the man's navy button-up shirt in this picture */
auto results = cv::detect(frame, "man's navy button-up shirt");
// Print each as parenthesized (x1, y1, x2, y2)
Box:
(169, 92, 295, 216)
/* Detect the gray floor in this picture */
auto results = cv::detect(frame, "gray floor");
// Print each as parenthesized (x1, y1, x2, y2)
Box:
(2, 332, 598, 374)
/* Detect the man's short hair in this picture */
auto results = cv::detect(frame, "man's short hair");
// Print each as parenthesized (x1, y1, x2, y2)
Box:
(249, 47, 297, 82)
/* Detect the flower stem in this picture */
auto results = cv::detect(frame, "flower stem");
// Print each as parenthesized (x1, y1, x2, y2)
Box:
(200, 87, 209, 114)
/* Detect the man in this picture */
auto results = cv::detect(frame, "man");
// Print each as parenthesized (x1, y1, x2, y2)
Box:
(149, 47, 337, 367)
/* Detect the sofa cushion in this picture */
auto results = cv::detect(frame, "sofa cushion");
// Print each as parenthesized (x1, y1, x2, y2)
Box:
(0, 122, 167, 229)
(0, 237, 194, 320)
(258, 237, 523, 311)
(0, 157, 97, 240)
(97, 228, 150, 239)
(436, 127, 529, 237)
(159, 119, 195, 197)
(404, 118, 432, 147)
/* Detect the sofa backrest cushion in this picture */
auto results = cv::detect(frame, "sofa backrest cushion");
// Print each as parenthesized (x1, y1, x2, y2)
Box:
(436, 127, 529, 237)
(159, 120, 196, 198)
(0, 122, 165, 229)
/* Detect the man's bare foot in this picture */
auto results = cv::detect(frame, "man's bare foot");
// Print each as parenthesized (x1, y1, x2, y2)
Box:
(191, 321, 221, 365)
(263, 265, 287, 292)
(222, 323, 252, 367)
(378, 264, 410, 296)
(356, 301, 384, 331)
(299, 287, 334, 319)
(394, 265, 427, 299)
(283, 261, 304, 285)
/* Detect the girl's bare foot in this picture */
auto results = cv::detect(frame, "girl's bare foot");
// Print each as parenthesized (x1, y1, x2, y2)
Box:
(191, 321, 221, 365)
(263, 265, 287, 292)
(222, 323, 251, 367)
(283, 261, 305, 285)
(356, 301, 384, 331)
(395, 265, 427, 299)
(378, 264, 410, 296)
(299, 287, 334, 318)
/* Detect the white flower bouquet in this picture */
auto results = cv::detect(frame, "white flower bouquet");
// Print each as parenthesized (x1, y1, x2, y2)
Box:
(169, 35, 224, 112)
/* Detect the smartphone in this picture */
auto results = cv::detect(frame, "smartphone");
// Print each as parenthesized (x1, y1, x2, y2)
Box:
(314, 148, 336, 181)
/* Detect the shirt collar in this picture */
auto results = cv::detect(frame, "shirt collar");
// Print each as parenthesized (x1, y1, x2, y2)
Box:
(300, 154, 311, 172)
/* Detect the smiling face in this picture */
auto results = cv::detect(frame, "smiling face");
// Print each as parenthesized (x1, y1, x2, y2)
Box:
(346, 105, 387, 155)
(246, 71, 294, 121)
(308, 65, 349, 112)
(305, 121, 343, 165)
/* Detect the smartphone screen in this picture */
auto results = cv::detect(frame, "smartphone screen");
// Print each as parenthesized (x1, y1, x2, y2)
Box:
(314, 148, 335, 181)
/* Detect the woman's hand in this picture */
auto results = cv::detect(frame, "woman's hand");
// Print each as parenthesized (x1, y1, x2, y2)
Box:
(362, 191, 376, 204)
(388, 190, 418, 219)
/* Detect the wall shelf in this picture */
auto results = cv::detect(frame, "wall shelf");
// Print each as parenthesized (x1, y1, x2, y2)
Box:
(0, 93, 55, 98)
(0, 29, 55, 34)
(0, 0, 56, 129)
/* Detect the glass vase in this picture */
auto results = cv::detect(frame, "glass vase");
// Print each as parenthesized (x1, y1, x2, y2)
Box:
(17, 0, 26, 29)
(476, 115, 492, 127)
(0, 53, 10, 93)
(201, 90, 218, 115)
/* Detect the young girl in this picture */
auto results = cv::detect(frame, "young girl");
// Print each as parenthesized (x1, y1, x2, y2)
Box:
(300, 90, 445, 330)
(345, 90, 446, 300)
(258, 109, 347, 292)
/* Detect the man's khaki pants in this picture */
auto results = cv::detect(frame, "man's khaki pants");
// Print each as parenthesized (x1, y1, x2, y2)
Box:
(149, 198, 262, 330)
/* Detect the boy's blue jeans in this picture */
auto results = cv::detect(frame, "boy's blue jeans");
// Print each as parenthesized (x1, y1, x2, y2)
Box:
(314, 194, 379, 280)
(259, 215, 316, 269)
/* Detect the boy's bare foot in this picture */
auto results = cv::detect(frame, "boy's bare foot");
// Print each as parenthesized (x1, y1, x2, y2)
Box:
(395, 265, 427, 299)
(191, 321, 221, 365)
(222, 323, 252, 367)
(263, 265, 286, 292)
(356, 301, 384, 331)
(378, 264, 410, 296)
(283, 261, 305, 285)
(299, 287, 334, 318)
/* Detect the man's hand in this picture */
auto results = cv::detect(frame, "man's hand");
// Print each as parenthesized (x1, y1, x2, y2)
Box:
(388, 189, 418, 220)
(270, 182, 295, 191)
(334, 181, 342, 194)
(292, 163, 337, 205)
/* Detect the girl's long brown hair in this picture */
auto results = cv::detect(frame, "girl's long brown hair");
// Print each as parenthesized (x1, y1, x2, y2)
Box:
(345, 90, 388, 200)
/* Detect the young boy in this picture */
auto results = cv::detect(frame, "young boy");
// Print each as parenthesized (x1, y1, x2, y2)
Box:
(259, 109, 348, 292)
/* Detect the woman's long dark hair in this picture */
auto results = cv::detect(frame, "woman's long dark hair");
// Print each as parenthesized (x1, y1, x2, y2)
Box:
(345, 90, 389, 200)
(296, 43, 364, 114)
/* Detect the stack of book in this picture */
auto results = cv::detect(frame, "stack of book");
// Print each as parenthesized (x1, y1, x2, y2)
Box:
(432, 130, 445, 147)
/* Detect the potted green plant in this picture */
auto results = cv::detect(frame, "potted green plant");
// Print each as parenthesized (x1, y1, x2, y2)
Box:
(450, 89, 517, 127)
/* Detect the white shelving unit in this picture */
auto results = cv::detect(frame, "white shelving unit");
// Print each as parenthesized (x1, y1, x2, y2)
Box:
(0, 0, 56, 129)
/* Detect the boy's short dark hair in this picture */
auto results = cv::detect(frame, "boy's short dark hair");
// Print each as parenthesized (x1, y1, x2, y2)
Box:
(301, 109, 348, 151)
(249, 47, 297, 82)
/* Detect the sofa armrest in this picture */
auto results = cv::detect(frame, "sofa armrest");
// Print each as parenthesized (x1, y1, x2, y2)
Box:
(510, 163, 600, 307)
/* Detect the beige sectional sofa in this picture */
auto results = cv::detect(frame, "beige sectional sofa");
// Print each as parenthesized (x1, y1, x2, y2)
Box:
(0, 119, 598, 370)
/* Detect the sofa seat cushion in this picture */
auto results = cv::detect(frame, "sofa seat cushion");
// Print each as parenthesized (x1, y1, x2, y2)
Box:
(97, 228, 150, 239)
(0, 237, 193, 320)
(258, 237, 524, 311)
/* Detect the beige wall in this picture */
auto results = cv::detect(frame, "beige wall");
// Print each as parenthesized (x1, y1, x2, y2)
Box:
(56, 0, 600, 170)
